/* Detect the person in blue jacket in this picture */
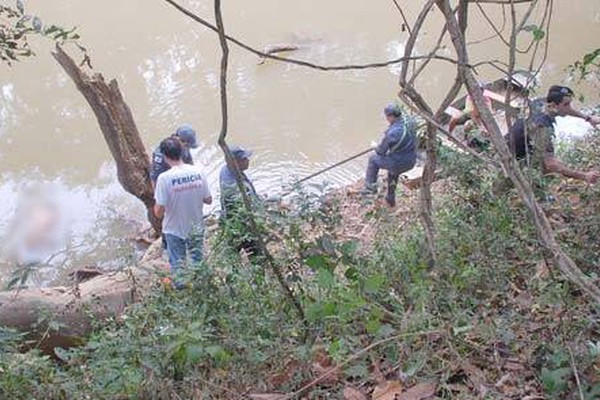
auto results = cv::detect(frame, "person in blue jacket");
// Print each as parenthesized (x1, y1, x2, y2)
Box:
(150, 124, 198, 186)
(219, 145, 263, 258)
(363, 103, 417, 207)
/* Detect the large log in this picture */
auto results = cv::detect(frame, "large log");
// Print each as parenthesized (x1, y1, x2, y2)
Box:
(51, 44, 160, 232)
(0, 241, 163, 352)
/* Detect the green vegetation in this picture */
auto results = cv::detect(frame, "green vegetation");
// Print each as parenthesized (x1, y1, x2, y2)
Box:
(1, 0, 81, 65)
(2, 130, 600, 399)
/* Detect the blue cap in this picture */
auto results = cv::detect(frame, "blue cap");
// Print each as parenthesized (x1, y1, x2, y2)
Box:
(384, 103, 402, 117)
(175, 124, 198, 148)
(229, 145, 252, 159)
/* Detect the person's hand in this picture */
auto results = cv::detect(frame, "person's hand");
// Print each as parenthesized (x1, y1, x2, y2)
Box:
(585, 170, 600, 184)
(370, 140, 378, 149)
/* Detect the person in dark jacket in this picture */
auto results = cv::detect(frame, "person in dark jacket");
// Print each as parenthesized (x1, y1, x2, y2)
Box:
(150, 124, 198, 186)
(363, 103, 417, 207)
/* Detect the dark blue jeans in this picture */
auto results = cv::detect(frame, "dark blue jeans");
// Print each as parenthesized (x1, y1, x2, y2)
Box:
(365, 153, 416, 205)
(164, 228, 204, 288)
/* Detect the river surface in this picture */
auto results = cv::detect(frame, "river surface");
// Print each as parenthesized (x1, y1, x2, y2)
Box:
(1, 0, 599, 286)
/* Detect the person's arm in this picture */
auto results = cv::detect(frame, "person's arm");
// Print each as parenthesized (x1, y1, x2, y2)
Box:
(201, 172, 212, 205)
(543, 155, 600, 184)
(154, 175, 167, 218)
(564, 107, 600, 126)
(375, 128, 400, 155)
(154, 204, 165, 219)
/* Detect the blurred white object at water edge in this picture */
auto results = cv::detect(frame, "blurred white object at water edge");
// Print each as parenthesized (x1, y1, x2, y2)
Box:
(5, 183, 68, 266)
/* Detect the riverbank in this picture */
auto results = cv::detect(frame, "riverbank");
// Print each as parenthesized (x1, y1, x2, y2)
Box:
(2, 129, 600, 398)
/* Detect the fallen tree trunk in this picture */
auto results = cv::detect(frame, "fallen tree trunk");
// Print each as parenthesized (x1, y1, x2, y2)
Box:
(51, 44, 160, 232)
(0, 242, 163, 353)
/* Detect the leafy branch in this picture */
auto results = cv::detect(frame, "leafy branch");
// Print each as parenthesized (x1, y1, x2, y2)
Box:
(0, 0, 81, 65)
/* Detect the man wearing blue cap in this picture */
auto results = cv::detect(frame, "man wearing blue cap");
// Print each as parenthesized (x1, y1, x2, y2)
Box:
(150, 124, 199, 185)
(219, 145, 262, 257)
(363, 103, 418, 207)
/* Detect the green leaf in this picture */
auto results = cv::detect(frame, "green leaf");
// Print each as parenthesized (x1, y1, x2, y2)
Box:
(532, 28, 545, 41)
(345, 362, 369, 379)
(306, 301, 337, 322)
(344, 267, 359, 282)
(185, 345, 204, 364)
(340, 240, 358, 259)
(363, 274, 384, 294)
(365, 318, 381, 334)
(541, 367, 571, 394)
(205, 345, 230, 363)
(305, 254, 329, 270)
(317, 268, 335, 288)
(522, 24, 545, 41)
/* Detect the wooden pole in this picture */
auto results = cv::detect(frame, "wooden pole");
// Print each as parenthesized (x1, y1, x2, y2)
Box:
(282, 148, 373, 196)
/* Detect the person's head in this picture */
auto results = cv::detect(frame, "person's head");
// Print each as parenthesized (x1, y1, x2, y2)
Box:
(546, 85, 574, 116)
(229, 145, 252, 171)
(383, 103, 402, 123)
(174, 124, 199, 148)
(160, 137, 183, 165)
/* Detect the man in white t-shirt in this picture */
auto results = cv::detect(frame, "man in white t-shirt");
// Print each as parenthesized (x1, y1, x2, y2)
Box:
(154, 137, 212, 286)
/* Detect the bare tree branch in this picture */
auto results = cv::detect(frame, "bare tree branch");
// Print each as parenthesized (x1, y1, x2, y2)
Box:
(212, 0, 306, 329)
(164, 0, 464, 71)
(391, 0, 413, 36)
(400, 0, 437, 84)
(468, 3, 507, 46)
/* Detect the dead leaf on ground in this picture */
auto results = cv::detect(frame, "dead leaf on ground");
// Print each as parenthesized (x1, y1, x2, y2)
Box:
(343, 385, 367, 400)
(399, 382, 437, 400)
(313, 348, 333, 367)
(534, 260, 549, 280)
(311, 361, 341, 385)
(568, 194, 581, 206)
(372, 380, 403, 400)
(504, 358, 525, 371)
(311, 348, 340, 384)
(371, 359, 386, 384)
(269, 359, 302, 388)
(514, 291, 533, 309)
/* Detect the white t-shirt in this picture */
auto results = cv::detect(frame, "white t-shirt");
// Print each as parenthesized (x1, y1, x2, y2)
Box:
(155, 164, 211, 239)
